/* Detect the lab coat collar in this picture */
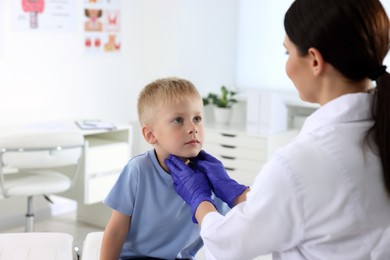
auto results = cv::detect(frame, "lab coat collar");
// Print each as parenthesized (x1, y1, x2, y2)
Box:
(300, 93, 373, 135)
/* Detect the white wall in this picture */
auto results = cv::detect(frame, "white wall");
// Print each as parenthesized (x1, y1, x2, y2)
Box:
(236, 0, 390, 92)
(2, 0, 390, 138)
(0, 0, 238, 126)
(236, 0, 293, 91)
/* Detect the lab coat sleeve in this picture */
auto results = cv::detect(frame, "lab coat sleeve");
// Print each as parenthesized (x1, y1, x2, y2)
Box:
(200, 151, 304, 260)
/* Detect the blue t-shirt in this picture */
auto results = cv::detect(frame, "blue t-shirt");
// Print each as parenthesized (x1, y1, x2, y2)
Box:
(104, 149, 228, 260)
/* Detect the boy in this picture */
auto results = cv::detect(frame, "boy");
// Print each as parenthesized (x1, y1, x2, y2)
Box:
(100, 77, 227, 260)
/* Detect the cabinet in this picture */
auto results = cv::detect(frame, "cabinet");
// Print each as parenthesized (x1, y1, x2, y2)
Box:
(84, 135, 130, 204)
(62, 125, 131, 227)
(204, 124, 298, 185)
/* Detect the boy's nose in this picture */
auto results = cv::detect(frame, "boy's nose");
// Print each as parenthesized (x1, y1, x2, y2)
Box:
(189, 124, 198, 134)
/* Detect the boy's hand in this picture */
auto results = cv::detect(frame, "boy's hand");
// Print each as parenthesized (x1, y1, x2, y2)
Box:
(165, 155, 215, 223)
(192, 150, 248, 208)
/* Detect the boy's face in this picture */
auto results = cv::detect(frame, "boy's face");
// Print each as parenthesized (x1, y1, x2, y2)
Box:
(149, 97, 204, 164)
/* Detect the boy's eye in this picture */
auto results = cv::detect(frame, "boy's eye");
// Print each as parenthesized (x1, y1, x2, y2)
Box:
(193, 116, 202, 123)
(174, 117, 184, 125)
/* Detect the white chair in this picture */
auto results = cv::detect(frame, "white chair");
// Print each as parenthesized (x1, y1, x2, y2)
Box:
(0, 232, 74, 260)
(0, 129, 84, 232)
(81, 231, 104, 260)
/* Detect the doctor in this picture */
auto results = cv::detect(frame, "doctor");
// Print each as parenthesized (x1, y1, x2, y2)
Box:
(165, 0, 390, 259)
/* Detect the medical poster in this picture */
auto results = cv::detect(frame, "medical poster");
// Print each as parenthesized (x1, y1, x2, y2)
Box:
(11, 0, 76, 32)
(84, 0, 121, 54)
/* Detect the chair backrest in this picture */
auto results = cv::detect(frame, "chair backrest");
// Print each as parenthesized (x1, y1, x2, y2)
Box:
(81, 231, 104, 260)
(0, 130, 84, 170)
(0, 232, 74, 260)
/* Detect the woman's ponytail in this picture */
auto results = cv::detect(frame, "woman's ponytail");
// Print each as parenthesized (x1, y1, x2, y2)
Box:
(370, 71, 390, 195)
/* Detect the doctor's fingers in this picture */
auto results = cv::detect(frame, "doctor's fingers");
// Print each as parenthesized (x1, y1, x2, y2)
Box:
(193, 150, 222, 164)
(191, 160, 215, 176)
(165, 155, 188, 171)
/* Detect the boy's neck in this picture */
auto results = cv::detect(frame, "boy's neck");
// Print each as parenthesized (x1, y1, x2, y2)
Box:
(153, 149, 171, 174)
(153, 149, 188, 174)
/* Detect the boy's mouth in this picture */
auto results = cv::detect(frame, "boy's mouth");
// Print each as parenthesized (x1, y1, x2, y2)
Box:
(185, 139, 199, 145)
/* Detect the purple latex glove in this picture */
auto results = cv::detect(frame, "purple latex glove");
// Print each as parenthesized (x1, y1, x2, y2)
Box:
(165, 154, 215, 223)
(192, 150, 248, 208)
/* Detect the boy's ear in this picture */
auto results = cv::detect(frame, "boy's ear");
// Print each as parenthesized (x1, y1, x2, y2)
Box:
(307, 47, 325, 76)
(142, 125, 157, 144)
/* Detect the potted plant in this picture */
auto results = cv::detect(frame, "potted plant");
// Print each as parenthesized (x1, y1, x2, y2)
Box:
(203, 85, 237, 125)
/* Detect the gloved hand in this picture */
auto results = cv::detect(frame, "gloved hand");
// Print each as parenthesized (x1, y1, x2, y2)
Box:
(165, 154, 215, 223)
(192, 150, 248, 208)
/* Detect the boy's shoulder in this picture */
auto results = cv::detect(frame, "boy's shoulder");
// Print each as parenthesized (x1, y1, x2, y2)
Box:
(128, 150, 153, 164)
(127, 150, 154, 165)
(123, 149, 156, 174)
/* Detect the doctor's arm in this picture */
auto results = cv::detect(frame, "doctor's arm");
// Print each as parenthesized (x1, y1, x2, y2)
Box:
(199, 154, 303, 259)
(167, 152, 303, 259)
(195, 188, 249, 224)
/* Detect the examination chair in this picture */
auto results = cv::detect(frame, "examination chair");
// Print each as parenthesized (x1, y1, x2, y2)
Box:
(0, 128, 84, 232)
(81, 231, 104, 259)
(0, 232, 73, 260)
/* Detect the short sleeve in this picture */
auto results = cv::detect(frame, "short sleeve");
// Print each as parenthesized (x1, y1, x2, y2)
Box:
(213, 195, 230, 215)
(103, 161, 140, 216)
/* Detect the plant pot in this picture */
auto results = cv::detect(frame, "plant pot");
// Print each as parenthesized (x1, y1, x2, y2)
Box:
(213, 107, 232, 125)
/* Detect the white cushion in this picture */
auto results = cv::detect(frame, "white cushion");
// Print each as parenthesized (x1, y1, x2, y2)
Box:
(81, 231, 104, 260)
(2, 171, 71, 197)
(0, 232, 73, 260)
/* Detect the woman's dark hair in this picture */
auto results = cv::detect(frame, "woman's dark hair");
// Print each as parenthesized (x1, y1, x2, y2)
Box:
(284, 0, 390, 195)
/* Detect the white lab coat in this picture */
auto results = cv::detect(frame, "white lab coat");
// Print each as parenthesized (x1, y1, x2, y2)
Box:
(201, 93, 390, 260)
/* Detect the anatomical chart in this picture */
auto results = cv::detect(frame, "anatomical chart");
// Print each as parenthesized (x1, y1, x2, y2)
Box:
(11, 0, 76, 32)
(84, 0, 121, 54)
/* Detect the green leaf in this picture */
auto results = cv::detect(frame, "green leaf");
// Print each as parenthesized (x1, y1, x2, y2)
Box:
(202, 85, 238, 108)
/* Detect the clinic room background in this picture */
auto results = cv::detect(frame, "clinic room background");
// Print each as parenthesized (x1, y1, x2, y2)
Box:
(0, 0, 296, 129)
(0, 0, 292, 230)
(2, 0, 390, 131)
(1, 0, 390, 231)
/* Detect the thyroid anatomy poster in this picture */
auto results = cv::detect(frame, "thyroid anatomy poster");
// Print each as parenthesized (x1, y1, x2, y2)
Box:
(84, 0, 121, 54)
(11, 0, 76, 32)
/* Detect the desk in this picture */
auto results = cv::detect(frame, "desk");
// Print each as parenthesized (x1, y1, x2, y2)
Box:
(61, 125, 132, 227)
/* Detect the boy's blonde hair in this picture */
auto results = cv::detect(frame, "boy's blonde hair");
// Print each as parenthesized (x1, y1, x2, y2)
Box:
(137, 77, 202, 126)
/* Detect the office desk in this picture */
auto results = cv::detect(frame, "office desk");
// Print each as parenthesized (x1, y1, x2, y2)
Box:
(61, 124, 132, 227)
